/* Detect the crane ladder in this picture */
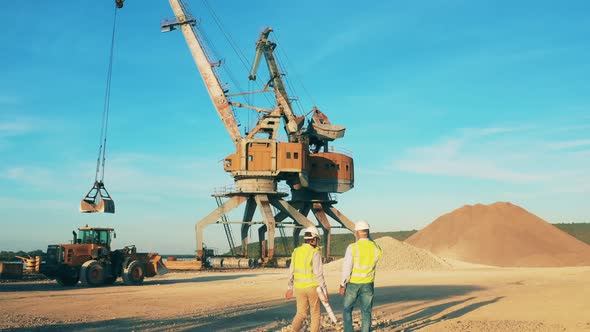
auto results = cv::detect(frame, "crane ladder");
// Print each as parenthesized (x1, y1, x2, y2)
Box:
(215, 196, 237, 256)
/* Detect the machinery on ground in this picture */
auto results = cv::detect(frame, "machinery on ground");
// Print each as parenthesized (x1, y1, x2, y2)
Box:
(39, 225, 167, 287)
(164, 0, 357, 265)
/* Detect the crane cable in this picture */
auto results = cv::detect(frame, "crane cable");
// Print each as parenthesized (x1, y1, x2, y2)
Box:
(198, 0, 275, 109)
(94, 5, 119, 183)
(273, 31, 318, 117)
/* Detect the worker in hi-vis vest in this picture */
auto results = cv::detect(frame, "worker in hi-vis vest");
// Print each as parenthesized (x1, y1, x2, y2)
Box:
(285, 226, 328, 332)
(340, 220, 382, 332)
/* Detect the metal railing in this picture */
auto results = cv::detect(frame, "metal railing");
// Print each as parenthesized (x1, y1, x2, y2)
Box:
(324, 145, 354, 157)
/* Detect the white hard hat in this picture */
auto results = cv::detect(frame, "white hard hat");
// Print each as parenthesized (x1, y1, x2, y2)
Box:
(354, 220, 370, 231)
(303, 226, 320, 239)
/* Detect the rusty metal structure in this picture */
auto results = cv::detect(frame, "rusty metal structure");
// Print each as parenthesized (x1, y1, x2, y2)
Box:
(165, 0, 356, 264)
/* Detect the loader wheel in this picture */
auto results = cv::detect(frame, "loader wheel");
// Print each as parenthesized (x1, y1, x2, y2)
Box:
(56, 276, 78, 286)
(80, 260, 105, 287)
(123, 260, 144, 285)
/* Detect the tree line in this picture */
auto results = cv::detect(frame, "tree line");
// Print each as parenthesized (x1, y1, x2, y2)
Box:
(0, 250, 46, 262)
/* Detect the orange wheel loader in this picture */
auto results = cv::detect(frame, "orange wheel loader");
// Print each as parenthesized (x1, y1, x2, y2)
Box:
(39, 225, 168, 286)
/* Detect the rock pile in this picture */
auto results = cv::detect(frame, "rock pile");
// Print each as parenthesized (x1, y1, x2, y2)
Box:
(325, 236, 451, 273)
(406, 202, 590, 267)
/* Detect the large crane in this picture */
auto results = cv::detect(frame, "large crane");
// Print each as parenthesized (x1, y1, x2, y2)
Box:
(247, 27, 358, 256)
(165, 0, 357, 263)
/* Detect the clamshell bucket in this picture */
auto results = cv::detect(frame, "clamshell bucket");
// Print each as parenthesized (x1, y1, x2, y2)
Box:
(311, 122, 345, 141)
(80, 181, 115, 213)
(310, 107, 345, 141)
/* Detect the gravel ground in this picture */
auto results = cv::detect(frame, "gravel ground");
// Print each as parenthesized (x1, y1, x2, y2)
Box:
(2, 264, 589, 331)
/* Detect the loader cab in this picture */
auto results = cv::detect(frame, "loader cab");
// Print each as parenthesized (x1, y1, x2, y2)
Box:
(74, 226, 114, 249)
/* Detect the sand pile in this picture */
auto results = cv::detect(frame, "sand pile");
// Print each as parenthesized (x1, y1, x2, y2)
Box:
(325, 236, 451, 272)
(406, 202, 590, 267)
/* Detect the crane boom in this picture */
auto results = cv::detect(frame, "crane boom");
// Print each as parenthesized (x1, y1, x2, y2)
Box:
(249, 27, 300, 140)
(168, 0, 241, 143)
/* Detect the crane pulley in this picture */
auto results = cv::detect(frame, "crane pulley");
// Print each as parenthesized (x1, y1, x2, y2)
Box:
(80, 0, 123, 214)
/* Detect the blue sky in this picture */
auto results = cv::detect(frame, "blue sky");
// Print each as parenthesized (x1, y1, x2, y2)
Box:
(1, 0, 589, 254)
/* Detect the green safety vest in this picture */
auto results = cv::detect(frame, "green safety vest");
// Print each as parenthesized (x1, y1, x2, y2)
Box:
(350, 240, 382, 284)
(292, 244, 320, 289)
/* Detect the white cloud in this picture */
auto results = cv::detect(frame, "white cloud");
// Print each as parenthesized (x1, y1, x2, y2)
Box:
(0, 196, 72, 210)
(0, 117, 36, 149)
(458, 125, 527, 138)
(1, 152, 229, 201)
(393, 125, 590, 187)
(554, 124, 590, 133)
(394, 137, 544, 183)
(1, 167, 55, 188)
(546, 139, 590, 150)
(0, 120, 32, 136)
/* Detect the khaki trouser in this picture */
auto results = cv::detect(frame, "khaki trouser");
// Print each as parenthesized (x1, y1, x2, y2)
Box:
(292, 286, 321, 332)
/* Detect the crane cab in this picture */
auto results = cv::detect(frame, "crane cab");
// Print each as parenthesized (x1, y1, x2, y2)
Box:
(73, 226, 115, 249)
(223, 141, 307, 174)
(308, 152, 354, 193)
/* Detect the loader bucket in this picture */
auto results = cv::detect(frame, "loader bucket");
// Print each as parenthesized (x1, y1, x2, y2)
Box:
(145, 254, 169, 277)
(80, 181, 115, 214)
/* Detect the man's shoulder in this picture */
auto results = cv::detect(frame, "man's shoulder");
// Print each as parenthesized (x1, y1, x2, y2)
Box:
(294, 243, 313, 252)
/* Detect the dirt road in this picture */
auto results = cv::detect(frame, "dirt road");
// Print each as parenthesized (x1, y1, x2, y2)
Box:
(1, 265, 589, 331)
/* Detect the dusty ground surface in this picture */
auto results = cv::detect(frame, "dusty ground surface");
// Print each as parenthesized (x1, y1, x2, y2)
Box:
(1, 264, 589, 332)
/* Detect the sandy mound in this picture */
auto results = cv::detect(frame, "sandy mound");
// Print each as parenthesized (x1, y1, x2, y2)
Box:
(325, 236, 451, 272)
(406, 202, 590, 267)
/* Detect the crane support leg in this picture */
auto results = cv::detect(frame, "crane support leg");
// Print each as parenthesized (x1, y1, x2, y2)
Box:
(312, 203, 332, 258)
(241, 197, 257, 257)
(323, 204, 355, 232)
(195, 195, 248, 259)
(270, 198, 316, 252)
(257, 224, 267, 259)
(273, 210, 289, 223)
(292, 203, 311, 248)
(255, 195, 276, 261)
(269, 198, 315, 228)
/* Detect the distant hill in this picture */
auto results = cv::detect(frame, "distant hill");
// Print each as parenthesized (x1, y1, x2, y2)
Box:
(226, 230, 417, 257)
(554, 223, 590, 245)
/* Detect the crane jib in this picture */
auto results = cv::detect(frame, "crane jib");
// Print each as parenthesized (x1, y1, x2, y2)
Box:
(168, 0, 242, 143)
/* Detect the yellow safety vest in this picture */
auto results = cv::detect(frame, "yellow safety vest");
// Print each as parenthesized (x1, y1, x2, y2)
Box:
(350, 240, 382, 284)
(292, 244, 320, 289)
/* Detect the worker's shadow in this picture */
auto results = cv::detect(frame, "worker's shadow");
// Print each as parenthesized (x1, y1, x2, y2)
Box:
(376, 296, 504, 331)
(166, 284, 491, 331)
(158, 284, 490, 331)
(0, 284, 497, 332)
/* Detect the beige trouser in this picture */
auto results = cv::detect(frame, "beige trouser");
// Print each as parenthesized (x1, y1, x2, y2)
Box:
(292, 286, 321, 332)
